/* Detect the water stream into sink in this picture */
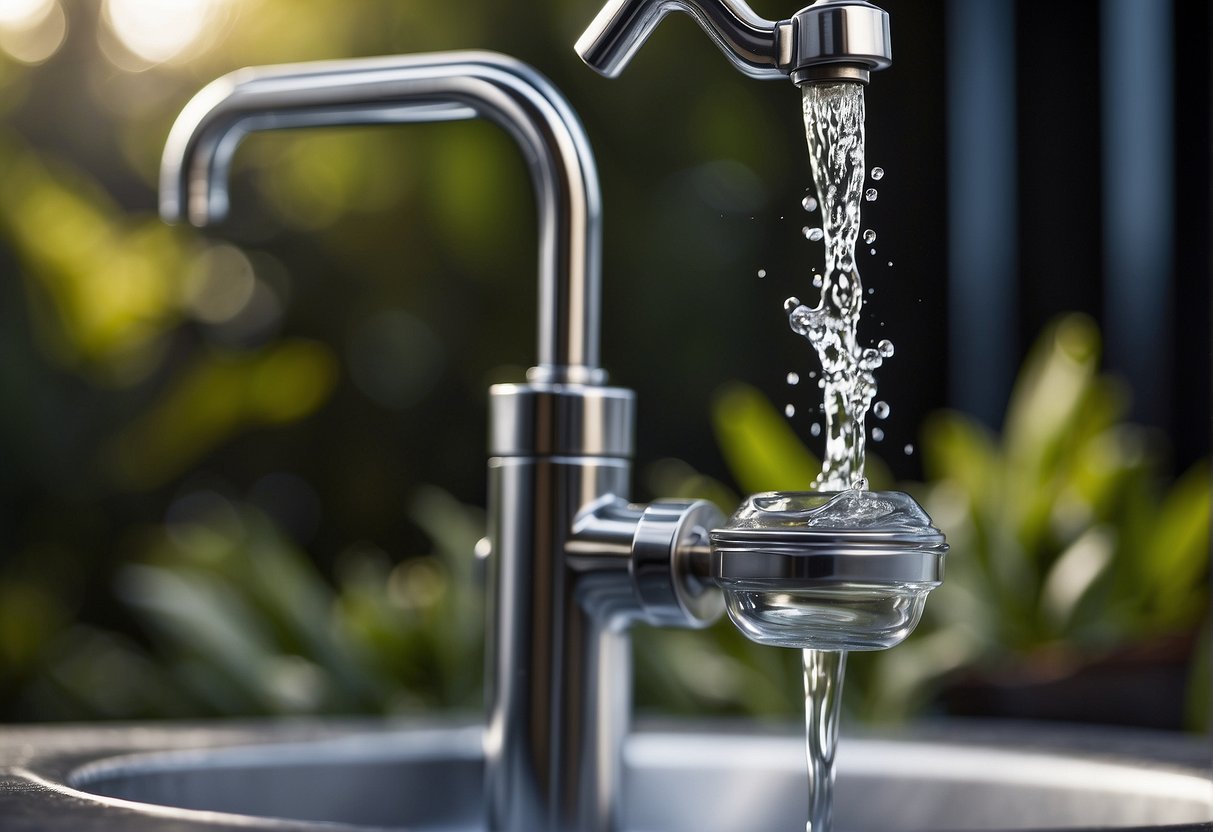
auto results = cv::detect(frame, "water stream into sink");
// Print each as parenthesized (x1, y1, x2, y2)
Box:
(803, 649, 846, 832)
(789, 81, 880, 832)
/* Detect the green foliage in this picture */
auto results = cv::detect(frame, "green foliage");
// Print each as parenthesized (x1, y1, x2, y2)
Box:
(14, 488, 485, 720)
(712, 381, 822, 493)
(916, 315, 1208, 649)
(105, 340, 339, 489)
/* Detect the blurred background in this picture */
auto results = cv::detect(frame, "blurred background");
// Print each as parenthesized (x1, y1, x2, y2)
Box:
(0, 0, 1207, 731)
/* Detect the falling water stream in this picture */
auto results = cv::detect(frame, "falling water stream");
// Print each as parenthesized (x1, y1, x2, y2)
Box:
(788, 81, 886, 493)
(789, 81, 882, 832)
(803, 648, 846, 832)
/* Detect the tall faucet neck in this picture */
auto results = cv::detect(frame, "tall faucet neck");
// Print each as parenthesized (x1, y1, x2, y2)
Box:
(575, 0, 892, 86)
(160, 52, 605, 383)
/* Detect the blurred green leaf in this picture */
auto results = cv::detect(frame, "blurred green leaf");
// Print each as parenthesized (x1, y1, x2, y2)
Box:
(712, 381, 821, 493)
(106, 339, 338, 489)
(1139, 463, 1211, 630)
(12, 484, 487, 720)
(0, 135, 192, 381)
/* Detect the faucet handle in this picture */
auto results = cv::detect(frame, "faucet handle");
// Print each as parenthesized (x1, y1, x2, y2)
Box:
(575, 0, 892, 86)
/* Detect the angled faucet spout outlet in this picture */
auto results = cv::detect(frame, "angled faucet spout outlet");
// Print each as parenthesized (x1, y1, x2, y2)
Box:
(160, 50, 604, 383)
(575, 0, 789, 79)
(575, 0, 892, 85)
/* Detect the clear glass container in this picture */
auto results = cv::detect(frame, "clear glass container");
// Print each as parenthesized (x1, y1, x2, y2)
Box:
(710, 490, 946, 650)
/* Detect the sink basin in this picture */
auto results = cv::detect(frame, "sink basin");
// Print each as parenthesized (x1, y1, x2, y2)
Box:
(1, 720, 1209, 830)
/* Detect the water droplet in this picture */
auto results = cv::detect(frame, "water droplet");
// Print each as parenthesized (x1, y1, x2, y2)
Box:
(873, 401, 890, 419)
(802, 195, 818, 212)
(887, 261, 894, 267)
(867, 287, 875, 295)
(817, 379, 826, 389)
(871, 167, 884, 181)
(757, 268, 767, 278)
(812, 274, 823, 288)
(787, 371, 800, 385)
(870, 248, 877, 255)
(877, 339, 894, 358)
(804, 227, 824, 242)
(865, 188, 878, 202)
(785, 403, 796, 418)
(810, 422, 821, 437)
(871, 427, 885, 441)
(851, 477, 869, 491)
(863, 229, 877, 244)
(904, 444, 915, 455)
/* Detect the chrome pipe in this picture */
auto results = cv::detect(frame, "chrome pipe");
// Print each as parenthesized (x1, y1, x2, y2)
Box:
(160, 51, 604, 384)
(576, 0, 892, 86)
(575, 0, 790, 79)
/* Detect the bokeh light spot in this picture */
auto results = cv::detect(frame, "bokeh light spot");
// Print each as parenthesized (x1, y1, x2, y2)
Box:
(0, 0, 64, 65)
(184, 244, 256, 325)
(102, 0, 226, 66)
(0, 0, 52, 28)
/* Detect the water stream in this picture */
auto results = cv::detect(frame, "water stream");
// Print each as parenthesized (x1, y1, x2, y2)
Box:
(803, 649, 846, 832)
(790, 81, 880, 832)
(787, 81, 886, 493)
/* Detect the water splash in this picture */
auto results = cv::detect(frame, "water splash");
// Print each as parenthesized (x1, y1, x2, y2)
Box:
(787, 82, 888, 491)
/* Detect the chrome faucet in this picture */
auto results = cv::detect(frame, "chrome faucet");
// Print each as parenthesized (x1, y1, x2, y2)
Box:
(161, 50, 724, 832)
(161, 32, 944, 832)
(575, 0, 892, 85)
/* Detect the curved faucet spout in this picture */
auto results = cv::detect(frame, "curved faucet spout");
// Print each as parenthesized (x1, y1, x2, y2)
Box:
(575, 0, 788, 79)
(576, 0, 892, 86)
(160, 51, 604, 384)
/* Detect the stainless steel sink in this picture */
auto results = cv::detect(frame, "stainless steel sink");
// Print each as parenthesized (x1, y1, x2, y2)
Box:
(2, 721, 1210, 831)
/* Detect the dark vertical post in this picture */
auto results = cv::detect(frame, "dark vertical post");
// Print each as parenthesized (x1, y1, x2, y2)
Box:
(946, 0, 1017, 426)
(1101, 0, 1175, 426)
